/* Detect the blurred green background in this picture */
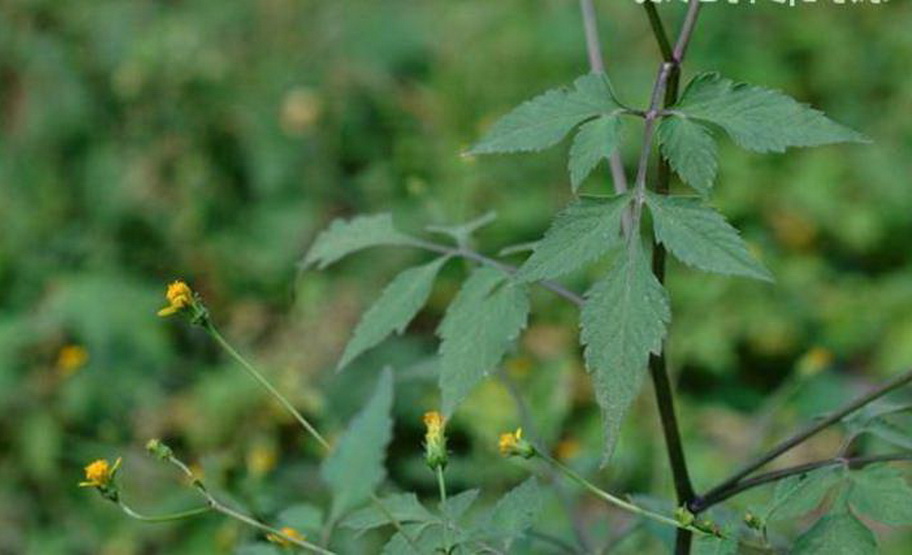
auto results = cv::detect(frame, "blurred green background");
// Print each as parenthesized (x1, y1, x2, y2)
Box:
(2, 0, 911, 553)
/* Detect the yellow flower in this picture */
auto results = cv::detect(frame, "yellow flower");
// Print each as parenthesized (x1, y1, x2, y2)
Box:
(157, 280, 194, 317)
(79, 457, 121, 488)
(498, 427, 534, 459)
(499, 428, 522, 455)
(423, 411, 448, 469)
(267, 527, 305, 547)
(56, 344, 89, 376)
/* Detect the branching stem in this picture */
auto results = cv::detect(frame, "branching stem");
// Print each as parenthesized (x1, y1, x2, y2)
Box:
(693, 366, 912, 512)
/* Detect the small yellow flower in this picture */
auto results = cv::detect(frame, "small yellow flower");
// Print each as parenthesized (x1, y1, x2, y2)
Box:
(157, 280, 194, 317)
(267, 526, 305, 547)
(79, 457, 121, 488)
(499, 428, 522, 455)
(423, 411, 448, 469)
(498, 427, 534, 459)
(56, 344, 89, 376)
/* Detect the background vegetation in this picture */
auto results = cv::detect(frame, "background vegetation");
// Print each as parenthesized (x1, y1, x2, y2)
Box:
(1, 0, 910, 553)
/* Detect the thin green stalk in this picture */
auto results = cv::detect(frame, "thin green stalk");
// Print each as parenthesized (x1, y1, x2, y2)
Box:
(165, 455, 336, 555)
(203, 321, 331, 451)
(437, 466, 452, 554)
(202, 319, 421, 551)
(119, 501, 211, 522)
(537, 451, 704, 536)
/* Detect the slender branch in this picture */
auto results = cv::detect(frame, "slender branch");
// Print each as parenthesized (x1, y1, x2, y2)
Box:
(536, 451, 707, 536)
(636, 4, 703, 553)
(579, 0, 629, 194)
(694, 453, 912, 512)
(202, 319, 421, 551)
(409, 238, 585, 306)
(118, 501, 211, 522)
(203, 321, 331, 451)
(166, 455, 336, 555)
(643, 2, 674, 62)
(695, 366, 912, 512)
(436, 466, 452, 554)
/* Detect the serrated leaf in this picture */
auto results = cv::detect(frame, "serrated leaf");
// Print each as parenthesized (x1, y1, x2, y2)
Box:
(302, 214, 415, 270)
(646, 192, 772, 281)
(475, 478, 542, 545)
(321, 368, 394, 522)
(438, 268, 529, 415)
(764, 468, 841, 522)
(677, 72, 867, 153)
(381, 522, 438, 555)
(848, 464, 912, 525)
(657, 116, 718, 194)
(693, 535, 738, 555)
(341, 493, 436, 534)
(468, 73, 623, 155)
(569, 115, 623, 192)
(793, 512, 877, 555)
(515, 193, 631, 283)
(338, 257, 449, 370)
(441, 489, 481, 521)
(581, 243, 670, 461)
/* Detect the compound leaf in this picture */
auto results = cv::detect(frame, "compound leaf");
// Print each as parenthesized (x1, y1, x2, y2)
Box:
(848, 464, 912, 526)
(515, 193, 631, 283)
(342, 493, 435, 534)
(676, 72, 867, 153)
(321, 368, 394, 522)
(302, 214, 415, 270)
(657, 116, 718, 194)
(793, 512, 877, 555)
(338, 257, 449, 370)
(438, 268, 529, 415)
(474, 478, 542, 544)
(569, 115, 623, 192)
(581, 243, 670, 461)
(646, 192, 772, 281)
(468, 73, 623, 155)
(764, 468, 841, 522)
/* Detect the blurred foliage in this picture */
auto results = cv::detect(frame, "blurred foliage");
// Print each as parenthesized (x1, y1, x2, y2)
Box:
(1, 0, 911, 553)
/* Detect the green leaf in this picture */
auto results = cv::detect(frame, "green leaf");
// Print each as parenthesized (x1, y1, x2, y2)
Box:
(848, 464, 912, 525)
(657, 116, 718, 194)
(277, 504, 323, 537)
(515, 193, 631, 283)
(468, 73, 623, 155)
(693, 535, 738, 555)
(764, 468, 841, 522)
(302, 214, 415, 270)
(568, 115, 622, 192)
(338, 257, 449, 370)
(645, 192, 772, 281)
(475, 478, 542, 544)
(441, 489, 480, 521)
(580, 243, 670, 461)
(321, 368, 394, 522)
(793, 512, 877, 555)
(438, 268, 529, 415)
(341, 493, 436, 533)
(381, 522, 438, 555)
(676, 72, 867, 153)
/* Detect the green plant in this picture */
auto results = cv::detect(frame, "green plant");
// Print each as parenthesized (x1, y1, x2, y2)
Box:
(81, 3, 912, 554)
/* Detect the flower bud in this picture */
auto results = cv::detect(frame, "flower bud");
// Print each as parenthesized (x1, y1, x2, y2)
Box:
(498, 428, 534, 459)
(423, 411, 448, 470)
(145, 438, 173, 460)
